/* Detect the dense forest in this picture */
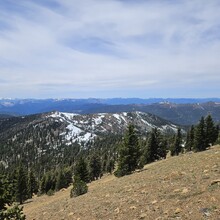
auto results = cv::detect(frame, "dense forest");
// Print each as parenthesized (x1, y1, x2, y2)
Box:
(0, 114, 219, 219)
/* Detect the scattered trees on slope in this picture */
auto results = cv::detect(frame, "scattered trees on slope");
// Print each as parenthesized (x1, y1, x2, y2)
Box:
(0, 114, 218, 205)
(187, 115, 219, 152)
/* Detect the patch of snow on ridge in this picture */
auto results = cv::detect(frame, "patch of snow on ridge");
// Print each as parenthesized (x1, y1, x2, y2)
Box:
(67, 124, 81, 134)
(79, 133, 95, 142)
(50, 111, 78, 120)
(61, 112, 78, 120)
(113, 114, 121, 121)
(93, 114, 105, 125)
(141, 119, 154, 128)
(161, 125, 178, 132)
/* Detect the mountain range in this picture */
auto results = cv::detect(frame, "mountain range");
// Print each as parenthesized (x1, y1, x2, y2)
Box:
(0, 98, 220, 125)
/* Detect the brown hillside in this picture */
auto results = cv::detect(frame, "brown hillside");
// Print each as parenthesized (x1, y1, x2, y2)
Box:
(23, 145, 220, 220)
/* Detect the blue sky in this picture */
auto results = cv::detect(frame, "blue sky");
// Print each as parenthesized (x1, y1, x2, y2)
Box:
(0, 0, 220, 98)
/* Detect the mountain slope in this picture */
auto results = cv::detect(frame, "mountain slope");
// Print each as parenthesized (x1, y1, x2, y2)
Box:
(0, 111, 179, 147)
(48, 111, 179, 145)
(0, 111, 180, 172)
(23, 145, 220, 220)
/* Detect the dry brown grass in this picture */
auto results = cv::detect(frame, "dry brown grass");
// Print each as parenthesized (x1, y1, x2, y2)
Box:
(23, 145, 220, 220)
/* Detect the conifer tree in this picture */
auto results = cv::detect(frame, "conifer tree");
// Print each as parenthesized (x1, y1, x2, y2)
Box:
(204, 115, 218, 146)
(185, 125, 194, 152)
(194, 117, 206, 151)
(171, 128, 182, 156)
(70, 176, 88, 198)
(27, 169, 38, 198)
(141, 128, 167, 165)
(0, 174, 26, 219)
(106, 159, 115, 174)
(15, 164, 28, 204)
(56, 167, 72, 191)
(55, 169, 65, 191)
(115, 124, 141, 177)
(39, 175, 46, 194)
(74, 158, 89, 183)
(89, 154, 102, 181)
(0, 175, 12, 213)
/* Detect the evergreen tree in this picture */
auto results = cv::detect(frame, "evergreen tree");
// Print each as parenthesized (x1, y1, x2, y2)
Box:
(55, 169, 65, 191)
(15, 164, 28, 204)
(0, 174, 26, 219)
(89, 154, 102, 181)
(106, 158, 115, 174)
(39, 171, 56, 195)
(171, 128, 182, 156)
(205, 115, 218, 146)
(215, 127, 220, 144)
(141, 128, 167, 165)
(185, 125, 194, 152)
(70, 176, 88, 198)
(0, 174, 12, 212)
(74, 158, 89, 183)
(56, 167, 72, 191)
(27, 169, 38, 198)
(39, 175, 46, 194)
(115, 124, 141, 177)
(194, 117, 206, 151)
(45, 172, 56, 194)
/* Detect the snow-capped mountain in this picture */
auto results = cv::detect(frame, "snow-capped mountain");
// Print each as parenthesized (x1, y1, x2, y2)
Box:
(46, 111, 178, 145)
(0, 111, 179, 148)
(0, 111, 182, 171)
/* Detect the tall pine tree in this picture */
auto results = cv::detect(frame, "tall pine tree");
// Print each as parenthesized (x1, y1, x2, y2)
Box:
(204, 115, 218, 146)
(185, 125, 194, 152)
(89, 154, 102, 181)
(74, 157, 89, 183)
(27, 169, 38, 198)
(115, 124, 141, 177)
(194, 117, 206, 151)
(0, 174, 26, 219)
(171, 128, 182, 156)
(141, 128, 167, 164)
(15, 164, 28, 204)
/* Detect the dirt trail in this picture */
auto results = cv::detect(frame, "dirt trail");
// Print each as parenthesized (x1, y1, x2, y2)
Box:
(23, 145, 220, 220)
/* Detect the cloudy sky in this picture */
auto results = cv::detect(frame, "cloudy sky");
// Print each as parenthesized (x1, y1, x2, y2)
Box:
(0, 0, 220, 98)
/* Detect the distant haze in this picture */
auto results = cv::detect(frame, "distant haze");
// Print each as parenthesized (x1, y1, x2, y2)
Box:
(0, 0, 220, 98)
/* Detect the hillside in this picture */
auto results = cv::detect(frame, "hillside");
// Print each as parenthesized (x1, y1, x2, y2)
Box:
(0, 111, 179, 174)
(23, 145, 220, 220)
(0, 111, 178, 144)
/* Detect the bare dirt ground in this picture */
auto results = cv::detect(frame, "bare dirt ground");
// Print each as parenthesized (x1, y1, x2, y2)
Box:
(23, 145, 220, 220)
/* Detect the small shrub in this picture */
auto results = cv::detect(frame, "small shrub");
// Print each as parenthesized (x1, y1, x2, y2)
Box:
(46, 189, 54, 196)
(3, 205, 26, 220)
(70, 177, 88, 198)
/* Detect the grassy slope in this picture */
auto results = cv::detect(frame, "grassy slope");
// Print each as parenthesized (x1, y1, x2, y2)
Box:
(23, 146, 220, 220)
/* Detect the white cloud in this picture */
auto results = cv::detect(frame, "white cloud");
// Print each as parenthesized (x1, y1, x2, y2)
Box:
(0, 0, 220, 98)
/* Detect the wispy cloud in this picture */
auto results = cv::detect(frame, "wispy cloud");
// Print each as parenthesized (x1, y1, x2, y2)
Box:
(0, 0, 220, 98)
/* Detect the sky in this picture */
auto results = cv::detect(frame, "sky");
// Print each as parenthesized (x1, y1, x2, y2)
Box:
(0, 0, 220, 99)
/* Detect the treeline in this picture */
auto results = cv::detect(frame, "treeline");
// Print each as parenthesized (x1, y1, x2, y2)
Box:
(115, 115, 219, 177)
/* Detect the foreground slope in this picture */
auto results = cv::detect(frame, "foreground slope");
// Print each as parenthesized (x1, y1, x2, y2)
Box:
(23, 146, 220, 220)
